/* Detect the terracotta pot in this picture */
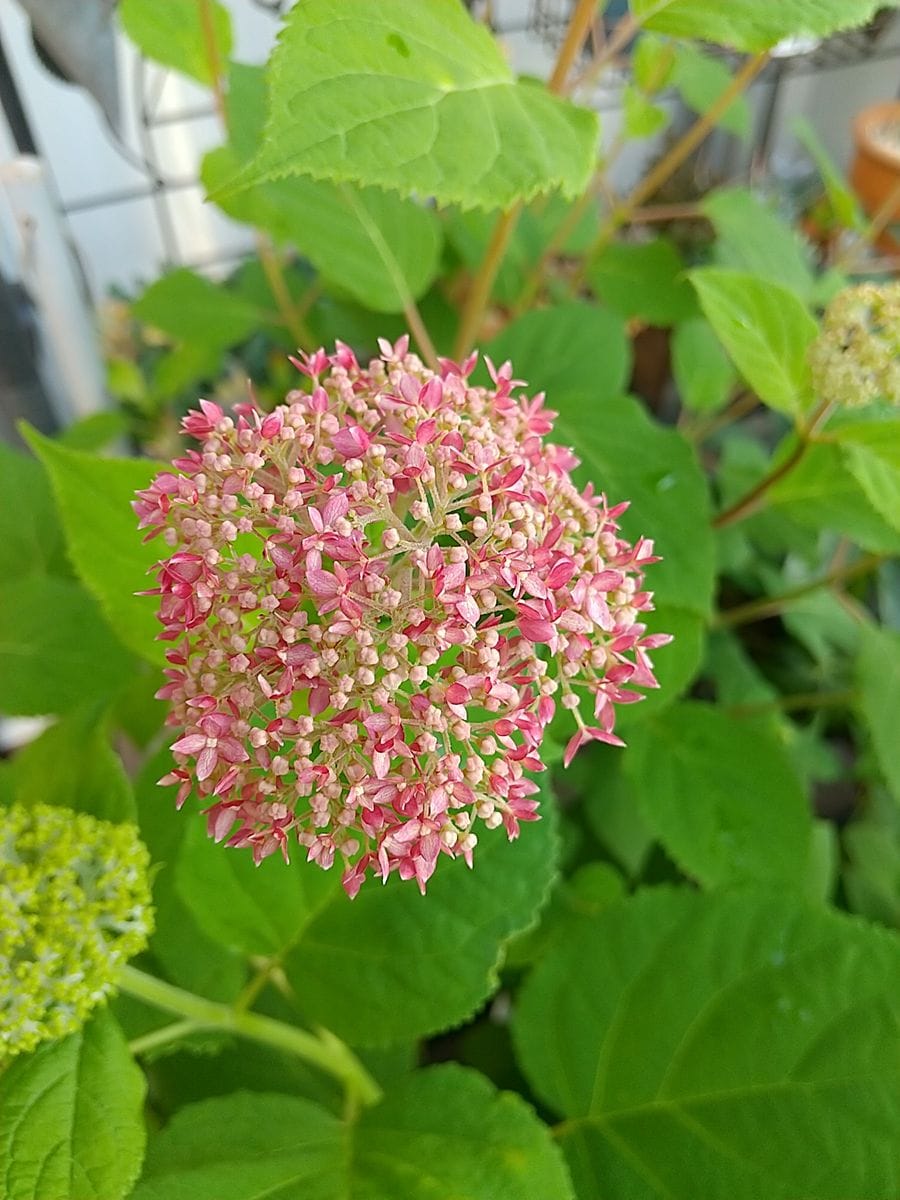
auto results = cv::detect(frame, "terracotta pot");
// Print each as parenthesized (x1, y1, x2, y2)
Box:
(850, 100, 900, 252)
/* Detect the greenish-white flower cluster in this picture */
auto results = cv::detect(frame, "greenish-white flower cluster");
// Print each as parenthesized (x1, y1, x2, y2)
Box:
(1, 803, 153, 1058)
(809, 281, 900, 407)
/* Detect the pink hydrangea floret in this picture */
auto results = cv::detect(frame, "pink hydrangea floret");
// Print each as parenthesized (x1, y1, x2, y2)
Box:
(135, 336, 671, 896)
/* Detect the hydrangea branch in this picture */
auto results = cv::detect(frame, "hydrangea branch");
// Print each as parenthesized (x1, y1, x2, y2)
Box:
(119, 964, 382, 1105)
(715, 552, 885, 628)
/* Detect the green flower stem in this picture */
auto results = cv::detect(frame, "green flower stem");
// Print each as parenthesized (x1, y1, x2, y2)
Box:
(715, 551, 885, 628)
(118, 964, 382, 1106)
(724, 688, 858, 719)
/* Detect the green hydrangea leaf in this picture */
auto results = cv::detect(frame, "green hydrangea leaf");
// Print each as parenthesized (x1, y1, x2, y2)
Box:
(703, 187, 817, 301)
(690, 267, 818, 415)
(0, 576, 133, 716)
(513, 887, 900, 1199)
(623, 85, 670, 139)
(22, 429, 168, 665)
(203, 65, 443, 314)
(120, 0, 232, 86)
(625, 702, 813, 888)
(552, 393, 715, 617)
(132, 269, 264, 350)
(132, 1065, 572, 1199)
(589, 238, 698, 326)
(0, 1010, 147, 1200)
(858, 625, 900, 806)
(630, 0, 897, 52)
(175, 818, 339, 957)
(283, 802, 558, 1046)
(484, 302, 631, 401)
(229, 0, 599, 211)
(672, 316, 737, 412)
(0, 442, 67, 581)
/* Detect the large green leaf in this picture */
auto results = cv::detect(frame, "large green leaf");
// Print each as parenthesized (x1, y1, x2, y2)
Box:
(690, 268, 818, 416)
(703, 187, 817, 302)
(283, 803, 558, 1046)
(0, 576, 133, 716)
(231, 0, 598, 211)
(858, 626, 900, 806)
(0, 1009, 146, 1200)
(513, 887, 900, 1199)
(625, 702, 812, 888)
(175, 818, 338, 957)
(0, 441, 67, 581)
(120, 0, 232, 86)
(483, 302, 631, 401)
(204, 65, 442, 314)
(588, 238, 697, 326)
(23, 431, 168, 665)
(553, 393, 715, 617)
(6, 707, 135, 822)
(630, 0, 897, 52)
(132, 1066, 572, 1200)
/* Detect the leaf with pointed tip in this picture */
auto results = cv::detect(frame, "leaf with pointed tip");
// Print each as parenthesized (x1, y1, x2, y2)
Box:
(120, 0, 231, 86)
(514, 887, 900, 1199)
(229, 0, 598, 211)
(0, 1010, 146, 1200)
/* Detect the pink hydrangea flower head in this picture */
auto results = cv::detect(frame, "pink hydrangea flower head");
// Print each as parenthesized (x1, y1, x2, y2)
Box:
(135, 337, 671, 896)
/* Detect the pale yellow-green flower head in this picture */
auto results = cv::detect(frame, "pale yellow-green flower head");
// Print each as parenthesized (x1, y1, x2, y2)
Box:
(1, 803, 153, 1058)
(809, 281, 900, 407)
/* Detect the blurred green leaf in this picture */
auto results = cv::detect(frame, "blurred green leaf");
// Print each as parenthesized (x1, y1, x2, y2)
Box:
(673, 44, 750, 137)
(794, 117, 867, 232)
(590, 238, 697, 326)
(632, 33, 677, 92)
(703, 187, 817, 300)
(120, 0, 231, 86)
(514, 886, 900, 1198)
(0, 441, 68, 580)
(133, 269, 263, 349)
(630, 0, 894, 51)
(858, 625, 900, 806)
(672, 316, 738, 412)
(623, 85, 670, 139)
(232, 0, 598, 211)
(0, 1010, 146, 1200)
(691, 267, 817, 415)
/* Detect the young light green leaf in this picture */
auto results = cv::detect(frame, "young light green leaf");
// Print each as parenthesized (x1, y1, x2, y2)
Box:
(484, 302, 631, 401)
(132, 1066, 573, 1200)
(0, 441, 67, 581)
(0, 577, 133, 716)
(120, 0, 232, 87)
(514, 887, 900, 1199)
(0, 1009, 146, 1200)
(690, 267, 818, 415)
(23, 429, 168, 665)
(283, 803, 558, 1046)
(175, 818, 339, 957)
(630, 0, 897, 52)
(589, 238, 697, 326)
(844, 442, 900, 532)
(552, 393, 715, 616)
(625, 702, 813, 888)
(858, 625, 900, 806)
(632, 33, 677, 93)
(230, 0, 599, 211)
(673, 44, 750, 138)
(672, 316, 737, 412)
(703, 186, 817, 301)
